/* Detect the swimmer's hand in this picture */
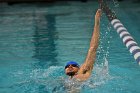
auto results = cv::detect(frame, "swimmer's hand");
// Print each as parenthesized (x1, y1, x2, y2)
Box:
(95, 9, 102, 26)
(95, 9, 102, 19)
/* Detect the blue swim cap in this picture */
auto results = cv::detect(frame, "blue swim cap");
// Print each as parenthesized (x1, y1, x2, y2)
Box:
(65, 61, 79, 69)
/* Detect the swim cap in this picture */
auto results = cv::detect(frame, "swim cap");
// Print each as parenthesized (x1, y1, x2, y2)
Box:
(65, 61, 79, 69)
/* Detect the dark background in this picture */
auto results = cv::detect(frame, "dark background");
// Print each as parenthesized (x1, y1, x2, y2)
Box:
(0, 0, 140, 4)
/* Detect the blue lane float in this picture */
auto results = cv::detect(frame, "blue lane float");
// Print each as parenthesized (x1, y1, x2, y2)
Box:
(99, 0, 140, 65)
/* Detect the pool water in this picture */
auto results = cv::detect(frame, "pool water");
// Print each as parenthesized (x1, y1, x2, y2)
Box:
(0, 1, 140, 93)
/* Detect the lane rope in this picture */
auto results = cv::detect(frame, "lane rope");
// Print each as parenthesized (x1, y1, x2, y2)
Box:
(98, 0, 140, 65)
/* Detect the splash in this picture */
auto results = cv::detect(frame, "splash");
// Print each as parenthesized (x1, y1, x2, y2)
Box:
(82, 57, 111, 89)
(62, 58, 111, 93)
(8, 66, 65, 93)
(8, 60, 113, 93)
(97, 16, 112, 64)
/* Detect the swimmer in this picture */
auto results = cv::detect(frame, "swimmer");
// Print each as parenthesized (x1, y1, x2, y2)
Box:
(65, 9, 102, 81)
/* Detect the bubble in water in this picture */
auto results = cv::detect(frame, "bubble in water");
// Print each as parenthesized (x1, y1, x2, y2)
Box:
(107, 23, 112, 31)
(113, 0, 119, 7)
(108, 41, 110, 44)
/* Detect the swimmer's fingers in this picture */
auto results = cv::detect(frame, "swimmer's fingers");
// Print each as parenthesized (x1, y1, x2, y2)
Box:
(95, 9, 102, 18)
(94, 9, 102, 26)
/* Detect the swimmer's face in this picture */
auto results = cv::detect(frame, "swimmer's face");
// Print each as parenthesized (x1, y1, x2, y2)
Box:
(65, 64, 79, 76)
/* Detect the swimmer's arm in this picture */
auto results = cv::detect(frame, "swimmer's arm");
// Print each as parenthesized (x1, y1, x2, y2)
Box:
(78, 9, 101, 79)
